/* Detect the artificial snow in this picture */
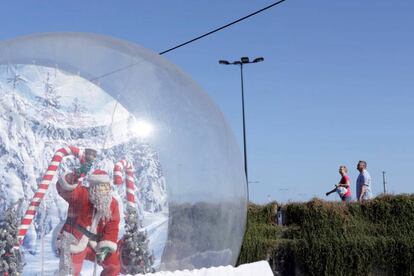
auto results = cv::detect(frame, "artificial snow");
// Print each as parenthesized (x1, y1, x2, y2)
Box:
(132, 261, 273, 276)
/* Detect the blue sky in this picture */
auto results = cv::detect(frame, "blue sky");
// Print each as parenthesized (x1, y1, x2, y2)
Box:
(1, 1, 413, 203)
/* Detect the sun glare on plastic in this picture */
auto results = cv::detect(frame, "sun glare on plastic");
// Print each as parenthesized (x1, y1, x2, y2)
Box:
(132, 120, 154, 138)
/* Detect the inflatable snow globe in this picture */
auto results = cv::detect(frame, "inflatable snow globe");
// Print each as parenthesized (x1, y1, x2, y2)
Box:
(0, 33, 247, 275)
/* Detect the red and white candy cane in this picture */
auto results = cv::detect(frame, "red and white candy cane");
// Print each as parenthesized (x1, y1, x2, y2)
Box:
(113, 160, 136, 209)
(17, 146, 82, 243)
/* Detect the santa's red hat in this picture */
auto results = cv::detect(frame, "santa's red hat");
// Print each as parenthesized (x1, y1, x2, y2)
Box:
(88, 169, 111, 184)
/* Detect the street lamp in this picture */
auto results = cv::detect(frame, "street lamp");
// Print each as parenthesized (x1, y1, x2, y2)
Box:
(218, 56, 264, 194)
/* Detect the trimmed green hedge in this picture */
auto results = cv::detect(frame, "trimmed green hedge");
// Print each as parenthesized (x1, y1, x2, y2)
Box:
(238, 194, 414, 276)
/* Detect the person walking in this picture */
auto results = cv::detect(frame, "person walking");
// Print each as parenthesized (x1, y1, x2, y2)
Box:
(356, 160, 373, 202)
(326, 165, 352, 202)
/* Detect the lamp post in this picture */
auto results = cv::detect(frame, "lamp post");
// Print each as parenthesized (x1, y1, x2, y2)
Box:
(218, 57, 264, 193)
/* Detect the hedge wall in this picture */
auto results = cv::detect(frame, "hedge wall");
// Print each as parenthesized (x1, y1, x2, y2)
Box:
(238, 194, 414, 276)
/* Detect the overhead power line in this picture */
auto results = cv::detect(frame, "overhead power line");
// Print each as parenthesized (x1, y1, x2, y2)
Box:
(159, 0, 286, 55)
(89, 0, 286, 82)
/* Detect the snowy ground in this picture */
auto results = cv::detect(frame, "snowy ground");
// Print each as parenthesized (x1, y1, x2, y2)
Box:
(23, 212, 168, 275)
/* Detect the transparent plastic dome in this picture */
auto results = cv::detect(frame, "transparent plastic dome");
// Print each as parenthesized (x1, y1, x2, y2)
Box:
(0, 33, 247, 274)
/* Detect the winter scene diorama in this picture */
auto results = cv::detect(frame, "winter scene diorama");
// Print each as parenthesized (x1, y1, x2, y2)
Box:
(0, 33, 247, 275)
(0, 64, 167, 275)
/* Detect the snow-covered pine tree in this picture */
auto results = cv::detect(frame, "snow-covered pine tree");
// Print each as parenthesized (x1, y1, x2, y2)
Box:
(71, 97, 86, 123)
(6, 73, 26, 90)
(120, 207, 154, 274)
(0, 199, 24, 275)
(36, 72, 61, 110)
(137, 144, 167, 213)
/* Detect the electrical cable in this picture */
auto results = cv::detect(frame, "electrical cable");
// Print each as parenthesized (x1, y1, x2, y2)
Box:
(159, 0, 286, 55)
(89, 0, 286, 83)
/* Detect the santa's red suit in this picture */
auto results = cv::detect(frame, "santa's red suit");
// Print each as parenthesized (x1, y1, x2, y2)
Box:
(57, 170, 121, 276)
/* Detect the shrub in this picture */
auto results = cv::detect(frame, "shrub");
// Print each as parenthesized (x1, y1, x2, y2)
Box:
(238, 194, 414, 275)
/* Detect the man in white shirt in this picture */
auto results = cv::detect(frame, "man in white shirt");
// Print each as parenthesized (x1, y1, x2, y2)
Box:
(356, 160, 373, 201)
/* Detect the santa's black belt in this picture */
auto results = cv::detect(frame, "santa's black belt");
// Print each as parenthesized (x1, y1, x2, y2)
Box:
(64, 218, 101, 241)
(75, 224, 101, 241)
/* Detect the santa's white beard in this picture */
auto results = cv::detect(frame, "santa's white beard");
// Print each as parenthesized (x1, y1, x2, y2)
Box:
(89, 188, 112, 221)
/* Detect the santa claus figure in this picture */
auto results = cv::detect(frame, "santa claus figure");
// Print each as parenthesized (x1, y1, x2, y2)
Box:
(57, 169, 121, 276)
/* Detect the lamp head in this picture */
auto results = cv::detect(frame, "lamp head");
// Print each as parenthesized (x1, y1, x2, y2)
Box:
(219, 60, 230, 65)
(253, 57, 264, 63)
(241, 57, 250, 63)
